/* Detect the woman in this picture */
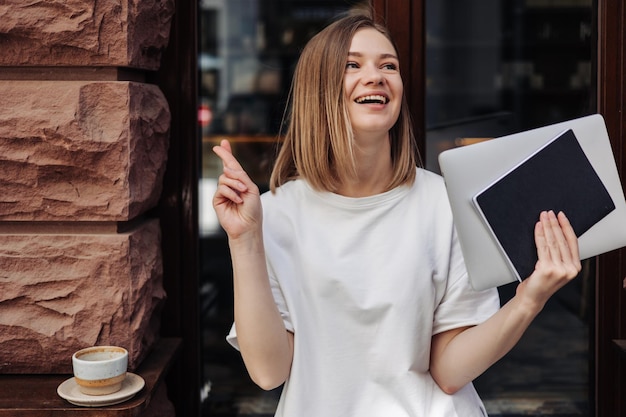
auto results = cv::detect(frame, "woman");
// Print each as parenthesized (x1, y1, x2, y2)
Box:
(212, 14, 581, 417)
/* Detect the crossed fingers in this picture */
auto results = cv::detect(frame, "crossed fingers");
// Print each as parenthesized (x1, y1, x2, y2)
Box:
(213, 140, 253, 205)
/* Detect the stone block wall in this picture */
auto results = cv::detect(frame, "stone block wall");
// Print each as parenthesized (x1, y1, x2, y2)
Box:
(0, 0, 174, 375)
(0, 81, 170, 222)
(0, 220, 164, 373)
(0, 0, 172, 70)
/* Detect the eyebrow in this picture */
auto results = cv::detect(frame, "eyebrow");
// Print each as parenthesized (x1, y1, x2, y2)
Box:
(348, 51, 399, 60)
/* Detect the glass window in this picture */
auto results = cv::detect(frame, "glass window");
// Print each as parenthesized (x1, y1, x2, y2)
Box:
(425, 0, 594, 173)
(199, 0, 370, 237)
(425, 1, 594, 415)
(198, 1, 370, 414)
(197, 1, 595, 414)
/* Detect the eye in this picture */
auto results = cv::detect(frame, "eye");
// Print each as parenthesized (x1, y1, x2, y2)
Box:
(346, 61, 359, 69)
(382, 62, 398, 71)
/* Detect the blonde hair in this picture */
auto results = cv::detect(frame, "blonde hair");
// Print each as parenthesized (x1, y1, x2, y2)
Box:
(269, 14, 421, 193)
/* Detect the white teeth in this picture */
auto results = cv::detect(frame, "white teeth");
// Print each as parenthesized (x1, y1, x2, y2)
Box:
(355, 95, 388, 104)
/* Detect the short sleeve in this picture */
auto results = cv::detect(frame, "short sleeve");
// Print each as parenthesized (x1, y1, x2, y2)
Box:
(432, 225, 500, 335)
(226, 267, 295, 351)
(432, 271, 500, 335)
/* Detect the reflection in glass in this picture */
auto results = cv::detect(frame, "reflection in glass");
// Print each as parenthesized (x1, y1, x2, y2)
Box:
(199, 0, 370, 237)
(425, 1, 593, 415)
(198, 2, 371, 414)
(425, 0, 593, 173)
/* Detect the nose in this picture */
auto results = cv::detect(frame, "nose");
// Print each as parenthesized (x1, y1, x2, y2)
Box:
(362, 63, 384, 85)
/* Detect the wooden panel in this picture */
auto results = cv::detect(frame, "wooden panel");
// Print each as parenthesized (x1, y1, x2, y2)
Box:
(409, 0, 426, 159)
(596, 1, 626, 415)
(148, 0, 200, 415)
(371, 0, 426, 159)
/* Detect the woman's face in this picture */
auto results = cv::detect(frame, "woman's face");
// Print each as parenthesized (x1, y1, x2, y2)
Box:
(344, 28, 403, 139)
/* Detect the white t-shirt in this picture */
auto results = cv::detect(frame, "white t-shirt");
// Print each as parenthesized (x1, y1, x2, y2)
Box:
(227, 168, 501, 417)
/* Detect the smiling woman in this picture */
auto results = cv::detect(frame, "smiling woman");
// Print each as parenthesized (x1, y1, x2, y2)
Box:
(270, 19, 419, 197)
(343, 29, 403, 159)
(195, 1, 603, 417)
(210, 9, 581, 416)
(197, 1, 618, 416)
(270, 25, 418, 197)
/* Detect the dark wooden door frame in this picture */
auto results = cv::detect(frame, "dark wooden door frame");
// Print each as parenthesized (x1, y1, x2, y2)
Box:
(372, 0, 426, 158)
(596, 1, 626, 415)
(151, 0, 200, 416)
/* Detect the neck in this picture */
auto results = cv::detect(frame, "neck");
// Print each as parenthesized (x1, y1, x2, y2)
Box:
(336, 133, 393, 197)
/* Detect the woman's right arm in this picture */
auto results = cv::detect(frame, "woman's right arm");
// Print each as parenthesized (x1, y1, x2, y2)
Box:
(213, 140, 294, 390)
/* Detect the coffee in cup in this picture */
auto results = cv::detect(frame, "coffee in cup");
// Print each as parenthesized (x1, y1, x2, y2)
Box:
(72, 346, 128, 395)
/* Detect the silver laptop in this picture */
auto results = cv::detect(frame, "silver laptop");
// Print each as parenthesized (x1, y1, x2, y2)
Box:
(438, 114, 626, 290)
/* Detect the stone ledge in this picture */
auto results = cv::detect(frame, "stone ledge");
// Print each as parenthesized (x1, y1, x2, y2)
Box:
(0, 338, 180, 416)
(0, 0, 175, 70)
(0, 80, 170, 221)
(0, 218, 165, 374)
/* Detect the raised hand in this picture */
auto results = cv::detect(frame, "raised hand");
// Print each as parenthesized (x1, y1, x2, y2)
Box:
(516, 210, 582, 309)
(212, 140, 263, 239)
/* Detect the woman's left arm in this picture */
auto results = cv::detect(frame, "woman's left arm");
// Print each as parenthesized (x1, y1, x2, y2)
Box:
(429, 210, 581, 394)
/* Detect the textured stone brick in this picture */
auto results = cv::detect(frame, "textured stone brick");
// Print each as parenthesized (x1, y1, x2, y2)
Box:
(0, 219, 165, 374)
(0, 0, 174, 70)
(0, 80, 170, 221)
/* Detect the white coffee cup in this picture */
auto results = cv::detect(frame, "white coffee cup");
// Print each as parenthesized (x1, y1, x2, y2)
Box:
(72, 346, 128, 395)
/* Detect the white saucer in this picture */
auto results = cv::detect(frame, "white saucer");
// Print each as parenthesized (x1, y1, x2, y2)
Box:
(57, 372, 145, 407)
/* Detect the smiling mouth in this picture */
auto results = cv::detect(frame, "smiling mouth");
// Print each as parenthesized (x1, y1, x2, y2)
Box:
(355, 95, 389, 104)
